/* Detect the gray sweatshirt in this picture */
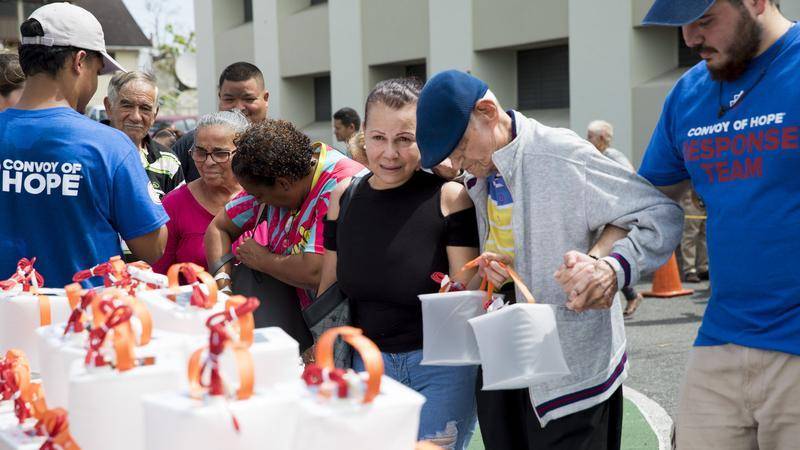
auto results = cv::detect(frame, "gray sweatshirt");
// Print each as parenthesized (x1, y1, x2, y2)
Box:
(465, 112, 683, 425)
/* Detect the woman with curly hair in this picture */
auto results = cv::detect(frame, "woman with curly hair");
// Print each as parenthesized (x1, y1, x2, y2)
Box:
(318, 78, 480, 449)
(0, 53, 25, 111)
(205, 118, 364, 343)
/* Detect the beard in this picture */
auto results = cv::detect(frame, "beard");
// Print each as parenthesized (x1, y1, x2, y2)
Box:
(693, 8, 763, 82)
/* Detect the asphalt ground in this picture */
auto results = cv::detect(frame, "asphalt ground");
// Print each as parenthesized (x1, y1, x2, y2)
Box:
(623, 279, 710, 418)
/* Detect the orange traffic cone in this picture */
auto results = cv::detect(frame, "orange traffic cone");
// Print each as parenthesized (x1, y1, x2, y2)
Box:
(642, 253, 694, 298)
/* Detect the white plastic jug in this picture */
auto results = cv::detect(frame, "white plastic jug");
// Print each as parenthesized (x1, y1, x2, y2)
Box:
(292, 327, 425, 450)
(0, 288, 71, 372)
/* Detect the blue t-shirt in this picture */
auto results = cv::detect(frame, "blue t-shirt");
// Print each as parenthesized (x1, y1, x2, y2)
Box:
(0, 107, 168, 287)
(639, 23, 800, 355)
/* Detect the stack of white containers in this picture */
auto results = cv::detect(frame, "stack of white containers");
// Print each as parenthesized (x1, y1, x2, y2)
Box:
(1, 258, 431, 449)
(0, 259, 72, 373)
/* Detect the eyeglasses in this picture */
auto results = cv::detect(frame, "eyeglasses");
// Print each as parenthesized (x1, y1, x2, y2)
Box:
(190, 148, 236, 163)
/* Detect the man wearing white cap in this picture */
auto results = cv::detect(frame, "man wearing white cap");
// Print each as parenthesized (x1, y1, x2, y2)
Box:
(0, 3, 168, 286)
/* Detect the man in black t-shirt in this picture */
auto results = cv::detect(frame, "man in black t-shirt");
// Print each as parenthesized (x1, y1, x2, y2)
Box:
(173, 62, 268, 181)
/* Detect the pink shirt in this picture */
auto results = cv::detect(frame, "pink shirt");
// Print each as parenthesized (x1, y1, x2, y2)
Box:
(152, 184, 216, 274)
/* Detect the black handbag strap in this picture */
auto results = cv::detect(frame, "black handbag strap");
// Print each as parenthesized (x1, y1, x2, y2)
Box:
(210, 203, 269, 275)
(337, 174, 365, 224)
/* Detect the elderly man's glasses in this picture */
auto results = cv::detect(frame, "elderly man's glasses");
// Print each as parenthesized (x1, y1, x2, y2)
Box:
(190, 148, 236, 163)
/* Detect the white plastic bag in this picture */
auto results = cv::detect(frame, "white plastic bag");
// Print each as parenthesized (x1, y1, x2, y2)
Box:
(469, 303, 570, 390)
(418, 290, 487, 365)
(467, 267, 570, 390)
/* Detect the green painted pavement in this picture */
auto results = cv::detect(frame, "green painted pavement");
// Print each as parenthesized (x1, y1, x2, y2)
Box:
(466, 398, 659, 449)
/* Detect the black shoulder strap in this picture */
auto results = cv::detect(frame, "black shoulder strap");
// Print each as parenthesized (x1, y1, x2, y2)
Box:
(210, 203, 267, 275)
(337, 175, 365, 223)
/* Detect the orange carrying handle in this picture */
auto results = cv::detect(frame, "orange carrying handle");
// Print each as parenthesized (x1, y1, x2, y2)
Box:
(37, 294, 52, 326)
(187, 344, 255, 401)
(442, 256, 536, 305)
(3, 350, 48, 421)
(315, 326, 384, 404)
(88, 288, 152, 346)
(225, 296, 255, 346)
(166, 263, 218, 308)
(186, 295, 258, 400)
(110, 321, 137, 372)
(36, 407, 81, 450)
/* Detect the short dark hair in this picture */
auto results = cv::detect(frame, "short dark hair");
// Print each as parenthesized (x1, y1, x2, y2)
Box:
(364, 77, 423, 127)
(0, 53, 25, 97)
(218, 62, 264, 90)
(232, 119, 314, 186)
(17, 18, 100, 78)
(333, 107, 361, 131)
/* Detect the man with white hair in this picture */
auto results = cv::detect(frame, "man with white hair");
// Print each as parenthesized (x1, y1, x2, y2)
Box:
(586, 120, 645, 317)
(586, 120, 633, 170)
(415, 70, 683, 449)
(105, 70, 184, 201)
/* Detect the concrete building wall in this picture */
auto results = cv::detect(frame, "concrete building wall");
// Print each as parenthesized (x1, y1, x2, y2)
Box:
(279, 4, 330, 77)
(473, 0, 567, 51)
(362, 0, 428, 67)
(569, 0, 634, 159)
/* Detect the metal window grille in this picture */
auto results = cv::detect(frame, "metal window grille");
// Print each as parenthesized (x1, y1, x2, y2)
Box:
(517, 45, 570, 110)
(314, 75, 332, 122)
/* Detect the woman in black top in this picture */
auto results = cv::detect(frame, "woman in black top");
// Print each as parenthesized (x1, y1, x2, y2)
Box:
(318, 78, 480, 450)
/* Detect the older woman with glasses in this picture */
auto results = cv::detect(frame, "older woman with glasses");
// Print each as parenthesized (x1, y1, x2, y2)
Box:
(152, 111, 248, 273)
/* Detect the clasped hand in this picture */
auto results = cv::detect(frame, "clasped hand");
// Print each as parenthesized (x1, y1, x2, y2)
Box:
(553, 251, 618, 312)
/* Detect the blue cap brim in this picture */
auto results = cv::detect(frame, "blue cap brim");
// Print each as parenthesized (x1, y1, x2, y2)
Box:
(642, 0, 715, 26)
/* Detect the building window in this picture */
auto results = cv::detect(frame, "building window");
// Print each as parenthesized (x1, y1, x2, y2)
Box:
(678, 29, 701, 67)
(0, 2, 17, 17)
(244, 0, 253, 23)
(517, 44, 570, 110)
(310, 0, 327, 5)
(314, 75, 332, 122)
(405, 63, 427, 83)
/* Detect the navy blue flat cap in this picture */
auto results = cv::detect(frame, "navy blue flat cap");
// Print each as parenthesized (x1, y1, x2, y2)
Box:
(643, 0, 715, 26)
(416, 70, 488, 169)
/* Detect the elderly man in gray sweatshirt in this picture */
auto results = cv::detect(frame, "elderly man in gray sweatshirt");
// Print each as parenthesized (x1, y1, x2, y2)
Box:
(415, 70, 683, 450)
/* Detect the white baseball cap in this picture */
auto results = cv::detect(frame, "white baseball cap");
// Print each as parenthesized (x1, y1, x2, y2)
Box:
(20, 2, 125, 75)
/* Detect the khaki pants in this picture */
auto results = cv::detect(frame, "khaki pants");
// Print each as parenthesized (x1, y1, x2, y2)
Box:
(676, 344, 800, 449)
(680, 191, 708, 275)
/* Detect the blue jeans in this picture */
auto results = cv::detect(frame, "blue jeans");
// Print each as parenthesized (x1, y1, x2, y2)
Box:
(354, 349, 478, 450)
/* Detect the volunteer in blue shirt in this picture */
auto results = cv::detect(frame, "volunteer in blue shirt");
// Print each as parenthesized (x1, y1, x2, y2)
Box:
(0, 3, 168, 287)
(639, 0, 800, 447)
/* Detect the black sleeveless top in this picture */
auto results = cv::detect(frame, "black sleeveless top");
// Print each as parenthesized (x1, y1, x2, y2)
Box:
(330, 171, 479, 352)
